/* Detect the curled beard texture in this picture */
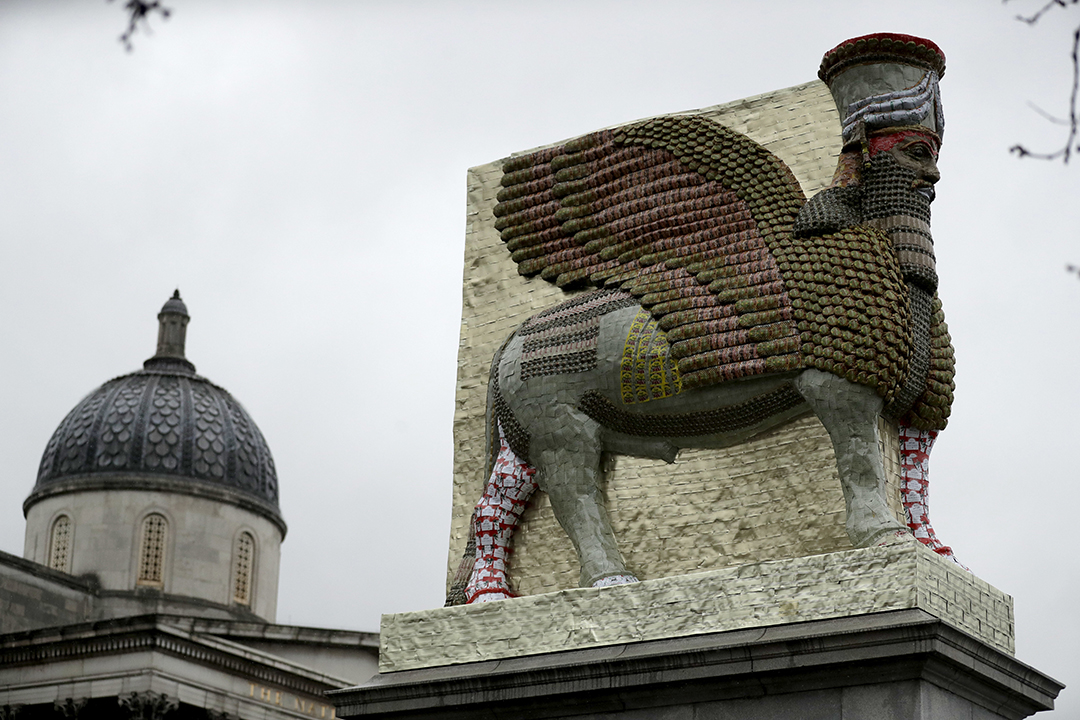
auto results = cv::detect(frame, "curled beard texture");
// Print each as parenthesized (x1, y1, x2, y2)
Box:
(861, 153, 938, 293)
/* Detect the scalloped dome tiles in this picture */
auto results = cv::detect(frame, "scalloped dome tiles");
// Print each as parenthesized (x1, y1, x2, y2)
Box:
(32, 292, 279, 508)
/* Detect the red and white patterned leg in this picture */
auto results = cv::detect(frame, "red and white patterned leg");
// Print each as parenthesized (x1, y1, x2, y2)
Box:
(464, 424, 538, 603)
(898, 424, 966, 568)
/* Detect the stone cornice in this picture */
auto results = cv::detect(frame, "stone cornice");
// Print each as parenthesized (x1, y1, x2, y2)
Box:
(23, 474, 287, 537)
(173, 617, 380, 650)
(96, 590, 268, 622)
(0, 549, 98, 593)
(0, 553, 268, 624)
(0, 614, 345, 697)
(329, 610, 1063, 719)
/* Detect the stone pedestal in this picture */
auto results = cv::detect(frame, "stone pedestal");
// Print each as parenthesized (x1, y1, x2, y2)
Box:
(330, 545, 1062, 719)
(330, 609, 1060, 720)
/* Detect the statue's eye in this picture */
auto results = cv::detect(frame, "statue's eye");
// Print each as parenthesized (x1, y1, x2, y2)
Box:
(905, 144, 933, 160)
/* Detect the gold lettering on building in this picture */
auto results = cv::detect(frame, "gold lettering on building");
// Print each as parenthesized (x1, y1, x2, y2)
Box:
(248, 682, 334, 717)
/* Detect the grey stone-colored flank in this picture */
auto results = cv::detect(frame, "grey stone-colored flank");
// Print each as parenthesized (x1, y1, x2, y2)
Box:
(497, 306, 907, 587)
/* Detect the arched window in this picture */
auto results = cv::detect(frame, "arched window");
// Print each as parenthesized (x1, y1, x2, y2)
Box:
(233, 532, 255, 606)
(48, 515, 72, 573)
(136, 513, 168, 587)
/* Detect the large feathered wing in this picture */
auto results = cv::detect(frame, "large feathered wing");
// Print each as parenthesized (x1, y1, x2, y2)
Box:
(493, 114, 913, 399)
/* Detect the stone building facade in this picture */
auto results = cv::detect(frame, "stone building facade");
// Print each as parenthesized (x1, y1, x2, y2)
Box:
(1, 293, 378, 719)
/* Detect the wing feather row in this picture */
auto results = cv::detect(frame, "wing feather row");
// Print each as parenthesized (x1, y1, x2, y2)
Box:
(494, 115, 913, 394)
(495, 116, 805, 389)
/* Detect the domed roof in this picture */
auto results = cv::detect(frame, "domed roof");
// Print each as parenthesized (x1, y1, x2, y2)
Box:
(27, 293, 283, 531)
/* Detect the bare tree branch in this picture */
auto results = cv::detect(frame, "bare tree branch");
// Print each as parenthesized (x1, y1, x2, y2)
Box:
(1007, 0, 1080, 162)
(1026, 101, 1072, 125)
(1013, 0, 1073, 24)
(109, 0, 172, 52)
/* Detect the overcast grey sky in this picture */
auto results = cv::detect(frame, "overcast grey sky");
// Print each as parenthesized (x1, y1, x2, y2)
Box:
(1, 1, 1077, 713)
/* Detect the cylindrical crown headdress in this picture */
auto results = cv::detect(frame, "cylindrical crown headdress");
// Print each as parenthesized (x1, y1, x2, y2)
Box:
(819, 33, 946, 145)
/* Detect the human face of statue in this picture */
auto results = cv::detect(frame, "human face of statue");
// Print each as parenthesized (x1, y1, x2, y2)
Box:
(868, 130, 941, 202)
(861, 128, 941, 292)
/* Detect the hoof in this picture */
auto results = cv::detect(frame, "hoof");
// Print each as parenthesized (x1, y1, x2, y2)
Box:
(591, 574, 639, 588)
(472, 591, 512, 603)
(465, 586, 515, 604)
(874, 529, 915, 547)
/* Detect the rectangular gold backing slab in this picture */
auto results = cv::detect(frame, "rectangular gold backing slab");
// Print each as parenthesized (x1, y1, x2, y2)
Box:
(386, 543, 1012, 673)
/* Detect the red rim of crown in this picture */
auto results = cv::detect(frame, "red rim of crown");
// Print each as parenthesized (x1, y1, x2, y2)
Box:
(819, 33, 945, 85)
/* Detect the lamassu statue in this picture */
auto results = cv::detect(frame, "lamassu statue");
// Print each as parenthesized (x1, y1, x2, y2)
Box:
(449, 34, 960, 605)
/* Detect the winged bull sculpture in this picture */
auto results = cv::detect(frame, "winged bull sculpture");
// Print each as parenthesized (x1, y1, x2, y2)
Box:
(449, 34, 962, 605)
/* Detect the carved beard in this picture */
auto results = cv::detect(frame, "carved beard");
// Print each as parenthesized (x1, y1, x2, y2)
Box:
(860, 152, 938, 293)
(859, 152, 938, 420)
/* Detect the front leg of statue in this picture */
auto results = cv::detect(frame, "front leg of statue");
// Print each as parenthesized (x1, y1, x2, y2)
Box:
(795, 369, 909, 547)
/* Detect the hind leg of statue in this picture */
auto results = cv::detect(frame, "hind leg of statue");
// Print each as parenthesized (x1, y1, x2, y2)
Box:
(898, 424, 966, 568)
(532, 411, 637, 588)
(794, 369, 909, 547)
(464, 424, 539, 603)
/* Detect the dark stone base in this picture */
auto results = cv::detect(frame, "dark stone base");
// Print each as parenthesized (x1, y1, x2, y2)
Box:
(329, 610, 1062, 719)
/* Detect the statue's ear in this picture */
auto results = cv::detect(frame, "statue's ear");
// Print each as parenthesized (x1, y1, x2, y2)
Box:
(829, 148, 863, 188)
(842, 120, 871, 168)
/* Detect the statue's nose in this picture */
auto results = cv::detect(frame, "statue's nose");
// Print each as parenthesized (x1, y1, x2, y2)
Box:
(923, 161, 941, 185)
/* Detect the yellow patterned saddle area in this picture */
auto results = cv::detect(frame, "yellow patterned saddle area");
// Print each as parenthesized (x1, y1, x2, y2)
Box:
(621, 308, 683, 404)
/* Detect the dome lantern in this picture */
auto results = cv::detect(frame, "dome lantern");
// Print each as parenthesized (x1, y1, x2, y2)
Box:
(145, 289, 195, 374)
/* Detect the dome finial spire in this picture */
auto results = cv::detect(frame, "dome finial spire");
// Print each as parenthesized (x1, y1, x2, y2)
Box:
(144, 290, 196, 373)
